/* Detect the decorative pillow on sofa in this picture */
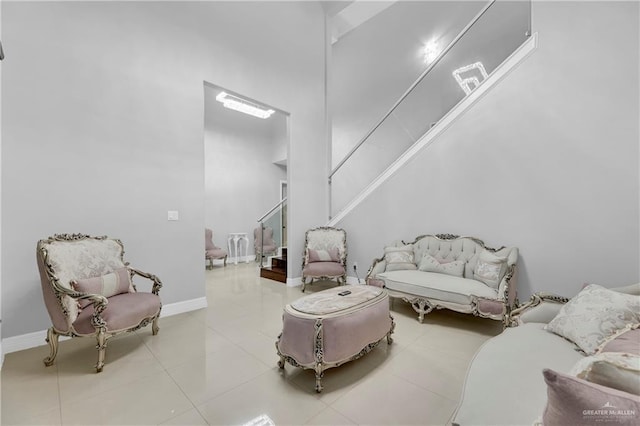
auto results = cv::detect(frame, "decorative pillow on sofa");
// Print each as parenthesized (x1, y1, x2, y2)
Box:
(418, 253, 464, 277)
(542, 368, 640, 426)
(473, 250, 507, 289)
(71, 267, 134, 308)
(601, 329, 640, 356)
(544, 284, 640, 355)
(569, 352, 640, 396)
(307, 248, 340, 263)
(384, 245, 417, 271)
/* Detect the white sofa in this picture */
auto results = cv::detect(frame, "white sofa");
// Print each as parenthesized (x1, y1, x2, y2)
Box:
(452, 283, 640, 426)
(366, 234, 518, 325)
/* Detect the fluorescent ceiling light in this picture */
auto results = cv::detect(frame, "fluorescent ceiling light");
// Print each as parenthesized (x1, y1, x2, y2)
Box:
(216, 92, 275, 119)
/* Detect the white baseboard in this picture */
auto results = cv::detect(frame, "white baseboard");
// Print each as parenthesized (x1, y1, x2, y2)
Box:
(286, 277, 302, 287)
(1, 296, 208, 356)
(161, 296, 208, 317)
(228, 255, 254, 265)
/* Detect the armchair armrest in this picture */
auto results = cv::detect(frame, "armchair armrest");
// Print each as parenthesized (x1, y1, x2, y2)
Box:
(128, 267, 163, 295)
(365, 257, 386, 281)
(52, 283, 109, 329)
(510, 292, 569, 325)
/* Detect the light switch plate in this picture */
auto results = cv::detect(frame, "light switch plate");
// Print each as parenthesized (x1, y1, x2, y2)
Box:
(167, 210, 179, 221)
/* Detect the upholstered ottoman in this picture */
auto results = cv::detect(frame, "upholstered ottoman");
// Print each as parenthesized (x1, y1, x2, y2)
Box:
(276, 285, 394, 392)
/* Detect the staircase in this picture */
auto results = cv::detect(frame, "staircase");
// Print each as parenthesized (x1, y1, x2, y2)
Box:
(259, 248, 287, 283)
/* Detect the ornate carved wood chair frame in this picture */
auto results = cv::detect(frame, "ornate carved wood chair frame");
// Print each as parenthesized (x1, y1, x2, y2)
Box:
(300, 226, 347, 292)
(36, 234, 163, 372)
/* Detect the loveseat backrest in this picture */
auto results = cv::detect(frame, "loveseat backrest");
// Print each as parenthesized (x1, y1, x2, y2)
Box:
(410, 234, 517, 279)
(37, 234, 126, 330)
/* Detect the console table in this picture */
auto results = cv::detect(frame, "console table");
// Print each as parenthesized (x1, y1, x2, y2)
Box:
(227, 232, 249, 265)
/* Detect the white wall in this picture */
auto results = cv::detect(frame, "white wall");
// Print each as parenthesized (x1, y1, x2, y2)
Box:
(204, 84, 287, 259)
(1, 1, 327, 339)
(337, 1, 639, 299)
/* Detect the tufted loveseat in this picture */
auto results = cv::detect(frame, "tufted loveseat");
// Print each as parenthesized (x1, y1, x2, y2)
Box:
(366, 234, 518, 325)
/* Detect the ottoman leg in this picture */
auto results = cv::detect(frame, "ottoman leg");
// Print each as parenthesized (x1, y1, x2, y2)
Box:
(277, 356, 285, 369)
(314, 363, 324, 393)
(387, 314, 396, 344)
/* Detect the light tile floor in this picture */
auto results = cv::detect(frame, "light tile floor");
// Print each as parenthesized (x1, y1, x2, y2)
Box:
(1, 262, 503, 425)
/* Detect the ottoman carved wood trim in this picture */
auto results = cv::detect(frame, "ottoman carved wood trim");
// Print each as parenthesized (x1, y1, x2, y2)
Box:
(276, 286, 394, 392)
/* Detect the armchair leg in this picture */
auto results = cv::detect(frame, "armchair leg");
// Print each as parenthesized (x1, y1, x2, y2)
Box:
(95, 329, 108, 373)
(43, 327, 60, 367)
(152, 316, 160, 335)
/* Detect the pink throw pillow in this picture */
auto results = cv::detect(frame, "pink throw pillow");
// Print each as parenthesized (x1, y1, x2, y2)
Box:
(308, 248, 340, 263)
(71, 267, 134, 307)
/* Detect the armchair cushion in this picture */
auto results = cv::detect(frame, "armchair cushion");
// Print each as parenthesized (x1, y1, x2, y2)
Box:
(384, 245, 417, 271)
(73, 292, 161, 335)
(303, 262, 346, 278)
(71, 267, 134, 308)
(308, 248, 339, 263)
(544, 284, 640, 355)
(418, 253, 464, 277)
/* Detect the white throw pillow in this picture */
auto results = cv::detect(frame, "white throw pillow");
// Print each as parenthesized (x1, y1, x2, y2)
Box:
(569, 352, 640, 396)
(384, 245, 417, 271)
(473, 250, 508, 289)
(545, 284, 640, 355)
(418, 253, 464, 277)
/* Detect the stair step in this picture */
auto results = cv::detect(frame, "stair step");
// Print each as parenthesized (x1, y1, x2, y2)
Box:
(260, 266, 286, 283)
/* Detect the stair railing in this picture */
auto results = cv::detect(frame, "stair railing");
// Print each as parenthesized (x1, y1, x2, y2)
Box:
(256, 198, 287, 267)
(328, 0, 531, 218)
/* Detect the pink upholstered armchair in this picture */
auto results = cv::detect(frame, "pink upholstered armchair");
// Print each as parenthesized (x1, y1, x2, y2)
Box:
(254, 226, 277, 261)
(301, 226, 347, 292)
(205, 228, 227, 268)
(36, 234, 162, 372)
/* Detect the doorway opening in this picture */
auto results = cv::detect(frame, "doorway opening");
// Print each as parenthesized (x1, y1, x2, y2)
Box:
(203, 82, 289, 281)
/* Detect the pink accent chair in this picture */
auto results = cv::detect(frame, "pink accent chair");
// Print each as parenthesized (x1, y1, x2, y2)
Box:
(205, 228, 228, 269)
(301, 226, 347, 292)
(254, 226, 278, 261)
(36, 234, 162, 372)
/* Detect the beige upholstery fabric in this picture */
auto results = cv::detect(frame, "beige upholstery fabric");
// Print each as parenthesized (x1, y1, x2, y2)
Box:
(418, 253, 464, 277)
(453, 323, 583, 426)
(72, 267, 135, 308)
(378, 270, 497, 305)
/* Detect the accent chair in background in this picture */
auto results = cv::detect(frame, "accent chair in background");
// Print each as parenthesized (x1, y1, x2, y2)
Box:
(254, 226, 278, 262)
(205, 228, 228, 268)
(301, 226, 347, 292)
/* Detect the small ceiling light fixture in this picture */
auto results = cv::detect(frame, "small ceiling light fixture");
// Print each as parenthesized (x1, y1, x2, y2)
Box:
(452, 62, 489, 95)
(215, 91, 275, 119)
(423, 40, 440, 64)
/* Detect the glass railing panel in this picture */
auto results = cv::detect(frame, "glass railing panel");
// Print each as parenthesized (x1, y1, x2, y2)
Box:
(331, 114, 414, 215)
(257, 200, 286, 267)
(330, 0, 531, 218)
(392, 0, 530, 139)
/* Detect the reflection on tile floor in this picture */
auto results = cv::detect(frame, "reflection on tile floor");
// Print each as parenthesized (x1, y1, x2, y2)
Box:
(1, 262, 502, 425)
